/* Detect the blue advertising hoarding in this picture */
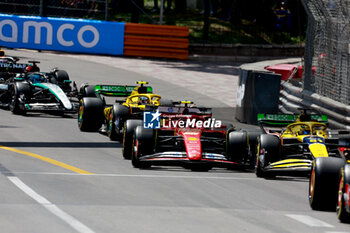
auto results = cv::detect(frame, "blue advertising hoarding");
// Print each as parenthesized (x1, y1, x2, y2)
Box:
(0, 14, 125, 55)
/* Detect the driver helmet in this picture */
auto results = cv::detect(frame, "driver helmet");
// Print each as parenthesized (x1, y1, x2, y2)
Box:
(29, 74, 44, 83)
(300, 125, 310, 135)
(138, 96, 149, 104)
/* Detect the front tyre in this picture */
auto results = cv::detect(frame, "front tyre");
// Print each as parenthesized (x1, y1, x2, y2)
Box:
(227, 131, 249, 163)
(123, 119, 143, 159)
(309, 157, 345, 211)
(337, 164, 350, 223)
(9, 83, 30, 115)
(131, 126, 154, 169)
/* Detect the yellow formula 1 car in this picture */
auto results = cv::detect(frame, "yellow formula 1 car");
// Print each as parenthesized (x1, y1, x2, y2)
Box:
(255, 109, 349, 178)
(78, 81, 171, 143)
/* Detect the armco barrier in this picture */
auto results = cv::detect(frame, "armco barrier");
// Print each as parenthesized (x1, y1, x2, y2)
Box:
(280, 82, 350, 130)
(124, 23, 189, 60)
(237, 58, 350, 129)
(0, 14, 124, 55)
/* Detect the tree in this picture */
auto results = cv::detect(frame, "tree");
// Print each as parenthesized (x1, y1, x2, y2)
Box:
(175, 0, 186, 12)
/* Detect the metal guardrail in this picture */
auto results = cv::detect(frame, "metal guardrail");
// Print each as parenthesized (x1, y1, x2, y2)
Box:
(238, 58, 350, 130)
(280, 81, 350, 130)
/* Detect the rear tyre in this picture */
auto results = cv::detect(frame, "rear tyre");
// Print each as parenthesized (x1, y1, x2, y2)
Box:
(309, 157, 345, 211)
(55, 70, 70, 82)
(80, 85, 96, 97)
(108, 104, 130, 141)
(131, 126, 154, 168)
(337, 164, 350, 222)
(78, 97, 104, 132)
(54, 70, 70, 92)
(246, 129, 262, 167)
(123, 119, 143, 159)
(255, 134, 280, 178)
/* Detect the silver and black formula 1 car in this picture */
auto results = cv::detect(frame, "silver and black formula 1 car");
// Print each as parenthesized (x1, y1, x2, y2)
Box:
(0, 69, 79, 115)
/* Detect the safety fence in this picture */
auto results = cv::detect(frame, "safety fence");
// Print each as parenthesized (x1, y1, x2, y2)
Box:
(301, 0, 350, 105)
(0, 0, 108, 20)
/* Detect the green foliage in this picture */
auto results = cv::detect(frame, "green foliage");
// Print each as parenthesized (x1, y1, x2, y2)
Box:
(110, 3, 305, 45)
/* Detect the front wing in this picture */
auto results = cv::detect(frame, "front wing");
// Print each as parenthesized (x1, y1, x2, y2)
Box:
(262, 158, 312, 176)
(24, 101, 79, 113)
(138, 152, 240, 168)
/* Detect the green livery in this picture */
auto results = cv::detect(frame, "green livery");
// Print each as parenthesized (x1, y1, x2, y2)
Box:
(257, 113, 328, 125)
(94, 85, 153, 97)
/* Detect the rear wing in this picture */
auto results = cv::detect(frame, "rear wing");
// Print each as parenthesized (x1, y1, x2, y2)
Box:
(0, 63, 28, 73)
(146, 106, 212, 115)
(257, 113, 328, 126)
(94, 85, 153, 97)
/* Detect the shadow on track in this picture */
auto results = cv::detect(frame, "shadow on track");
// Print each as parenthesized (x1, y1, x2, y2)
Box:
(151, 60, 241, 76)
(23, 113, 77, 119)
(0, 142, 122, 148)
(0, 125, 19, 128)
(259, 176, 309, 182)
(134, 166, 254, 174)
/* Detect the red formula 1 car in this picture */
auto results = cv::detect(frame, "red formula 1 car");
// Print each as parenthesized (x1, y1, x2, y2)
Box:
(125, 105, 254, 171)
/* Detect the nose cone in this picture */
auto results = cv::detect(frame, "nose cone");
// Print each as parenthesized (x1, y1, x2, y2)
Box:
(309, 144, 328, 158)
(182, 132, 202, 160)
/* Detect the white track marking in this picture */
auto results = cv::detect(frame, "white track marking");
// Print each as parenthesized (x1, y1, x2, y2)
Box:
(325, 232, 350, 233)
(8, 176, 95, 233)
(11, 172, 259, 180)
(286, 214, 334, 228)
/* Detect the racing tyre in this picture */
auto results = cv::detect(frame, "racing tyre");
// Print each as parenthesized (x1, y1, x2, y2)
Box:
(255, 134, 280, 178)
(54, 70, 69, 82)
(54, 70, 70, 91)
(221, 122, 234, 132)
(108, 104, 130, 141)
(78, 97, 104, 132)
(309, 157, 345, 211)
(131, 126, 154, 168)
(9, 83, 30, 115)
(337, 164, 350, 222)
(227, 131, 249, 164)
(246, 129, 262, 166)
(123, 119, 143, 159)
(80, 85, 96, 97)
